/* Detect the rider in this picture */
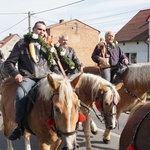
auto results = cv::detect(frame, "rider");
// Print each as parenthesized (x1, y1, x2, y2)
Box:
(91, 31, 128, 83)
(54, 34, 83, 76)
(4, 21, 57, 140)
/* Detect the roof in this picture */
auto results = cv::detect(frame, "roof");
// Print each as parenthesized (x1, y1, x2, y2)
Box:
(0, 33, 20, 48)
(115, 9, 150, 42)
(47, 19, 100, 33)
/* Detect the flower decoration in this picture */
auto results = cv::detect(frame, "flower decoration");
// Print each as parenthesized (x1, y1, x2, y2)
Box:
(54, 42, 75, 70)
(24, 33, 54, 67)
(107, 41, 118, 51)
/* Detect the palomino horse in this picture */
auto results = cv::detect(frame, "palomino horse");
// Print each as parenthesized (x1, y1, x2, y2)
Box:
(74, 73, 120, 150)
(119, 102, 150, 150)
(1, 73, 84, 150)
(83, 63, 149, 144)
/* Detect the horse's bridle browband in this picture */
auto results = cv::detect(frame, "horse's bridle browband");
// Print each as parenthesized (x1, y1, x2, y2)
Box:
(50, 90, 79, 138)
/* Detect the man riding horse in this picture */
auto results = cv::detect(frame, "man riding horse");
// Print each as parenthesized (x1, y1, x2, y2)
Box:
(91, 31, 128, 83)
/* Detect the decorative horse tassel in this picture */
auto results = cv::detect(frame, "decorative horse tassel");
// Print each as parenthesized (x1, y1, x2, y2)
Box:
(127, 144, 136, 150)
(78, 112, 86, 122)
(95, 101, 101, 109)
(45, 118, 54, 127)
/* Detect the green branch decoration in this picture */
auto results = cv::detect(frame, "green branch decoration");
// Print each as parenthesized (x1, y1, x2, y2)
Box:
(24, 33, 54, 67)
(107, 41, 118, 51)
(55, 43, 75, 69)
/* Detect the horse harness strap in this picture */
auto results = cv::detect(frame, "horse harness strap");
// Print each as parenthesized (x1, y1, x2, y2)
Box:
(122, 80, 145, 102)
(50, 90, 79, 138)
(130, 105, 150, 146)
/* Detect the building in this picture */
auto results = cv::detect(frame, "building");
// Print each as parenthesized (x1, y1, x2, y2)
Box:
(0, 33, 20, 59)
(115, 9, 150, 63)
(47, 19, 100, 66)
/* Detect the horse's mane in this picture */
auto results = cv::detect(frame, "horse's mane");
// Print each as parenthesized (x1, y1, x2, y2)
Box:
(79, 73, 119, 101)
(38, 73, 74, 105)
(125, 63, 150, 85)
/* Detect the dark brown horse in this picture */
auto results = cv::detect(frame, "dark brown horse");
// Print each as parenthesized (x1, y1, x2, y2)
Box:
(119, 102, 150, 150)
(1, 73, 83, 150)
(83, 63, 149, 144)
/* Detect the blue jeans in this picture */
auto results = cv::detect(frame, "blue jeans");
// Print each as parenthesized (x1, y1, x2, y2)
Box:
(15, 78, 36, 123)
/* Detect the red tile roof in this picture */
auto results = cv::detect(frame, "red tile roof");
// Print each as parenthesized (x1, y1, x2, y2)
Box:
(0, 33, 19, 48)
(47, 19, 100, 33)
(115, 9, 150, 42)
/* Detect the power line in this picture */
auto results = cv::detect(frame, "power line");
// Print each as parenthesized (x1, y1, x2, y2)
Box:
(0, 17, 28, 34)
(33, 0, 85, 14)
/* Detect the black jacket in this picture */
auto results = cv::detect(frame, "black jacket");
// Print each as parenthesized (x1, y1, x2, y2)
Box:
(4, 39, 52, 79)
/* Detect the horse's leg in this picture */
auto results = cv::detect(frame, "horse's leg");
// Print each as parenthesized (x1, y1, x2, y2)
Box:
(24, 132, 31, 150)
(90, 119, 98, 135)
(82, 111, 93, 150)
(37, 139, 50, 150)
(7, 139, 14, 150)
(50, 139, 61, 150)
(102, 129, 111, 144)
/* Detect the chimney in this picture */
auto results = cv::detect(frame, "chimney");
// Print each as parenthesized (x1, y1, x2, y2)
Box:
(59, 19, 64, 23)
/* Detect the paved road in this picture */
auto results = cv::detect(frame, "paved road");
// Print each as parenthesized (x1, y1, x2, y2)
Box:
(0, 107, 129, 150)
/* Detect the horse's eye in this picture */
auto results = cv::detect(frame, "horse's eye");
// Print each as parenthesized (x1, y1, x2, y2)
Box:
(54, 105, 61, 114)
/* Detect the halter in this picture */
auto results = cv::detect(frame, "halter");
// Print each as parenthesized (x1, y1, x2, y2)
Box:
(49, 91, 79, 138)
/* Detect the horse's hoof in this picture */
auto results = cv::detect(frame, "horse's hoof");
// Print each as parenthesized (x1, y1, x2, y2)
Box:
(91, 130, 98, 135)
(103, 139, 110, 144)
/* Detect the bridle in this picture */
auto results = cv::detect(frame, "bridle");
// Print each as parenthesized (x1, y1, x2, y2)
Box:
(49, 91, 79, 138)
(95, 85, 117, 122)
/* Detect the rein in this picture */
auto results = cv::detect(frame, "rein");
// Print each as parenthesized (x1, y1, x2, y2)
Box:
(121, 80, 145, 102)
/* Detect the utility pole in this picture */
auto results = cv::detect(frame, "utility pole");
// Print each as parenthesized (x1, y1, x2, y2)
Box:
(28, 11, 31, 33)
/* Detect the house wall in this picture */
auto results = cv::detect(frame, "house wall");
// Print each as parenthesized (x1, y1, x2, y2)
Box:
(1, 35, 20, 59)
(47, 20, 99, 66)
(118, 41, 149, 63)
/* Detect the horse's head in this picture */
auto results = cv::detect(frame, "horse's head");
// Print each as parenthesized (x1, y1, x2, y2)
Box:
(95, 82, 120, 130)
(46, 73, 84, 150)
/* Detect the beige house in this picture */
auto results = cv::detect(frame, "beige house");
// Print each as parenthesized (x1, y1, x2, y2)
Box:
(0, 33, 20, 59)
(47, 19, 100, 66)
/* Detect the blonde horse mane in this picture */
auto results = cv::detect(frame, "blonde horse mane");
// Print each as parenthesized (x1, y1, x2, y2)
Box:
(79, 73, 120, 101)
(38, 73, 74, 105)
(126, 63, 150, 85)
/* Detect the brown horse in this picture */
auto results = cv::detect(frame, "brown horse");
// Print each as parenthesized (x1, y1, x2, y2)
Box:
(1, 73, 83, 150)
(74, 73, 120, 150)
(119, 102, 150, 150)
(83, 63, 149, 144)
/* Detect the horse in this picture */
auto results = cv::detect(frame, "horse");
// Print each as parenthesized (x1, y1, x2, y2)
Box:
(74, 73, 120, 150)
(119, 102, 150, 150)
(83, 63, 150, 144)
(0, 73, 84, 150)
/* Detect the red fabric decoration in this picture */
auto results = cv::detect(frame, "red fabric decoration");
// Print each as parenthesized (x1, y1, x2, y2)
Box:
(127, 144, 136, 150)
(95, 101, 101, 109)
(78, 112, 86, 122)
(45, 118, 54, 127)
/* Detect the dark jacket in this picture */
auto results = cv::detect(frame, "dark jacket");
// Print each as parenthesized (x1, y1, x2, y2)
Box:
(4, 39, 52, 79)
(55, 45, 82, 75)
(91, 45, 127, 67)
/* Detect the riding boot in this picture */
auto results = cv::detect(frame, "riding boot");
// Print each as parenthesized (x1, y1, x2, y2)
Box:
(7, 123, 24, 140)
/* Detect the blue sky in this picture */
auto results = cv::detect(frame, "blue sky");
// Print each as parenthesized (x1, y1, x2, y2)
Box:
(0, 0, 150, 40)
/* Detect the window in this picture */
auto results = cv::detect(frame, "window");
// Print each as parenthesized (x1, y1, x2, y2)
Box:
(73, 23, 78, 32)
(126, 53, 137, 63)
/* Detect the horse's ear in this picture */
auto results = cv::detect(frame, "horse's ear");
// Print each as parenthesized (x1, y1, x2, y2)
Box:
(47, 74, 60, 90)
(100, 82, 108, 93)
(71, 73, 83, 89)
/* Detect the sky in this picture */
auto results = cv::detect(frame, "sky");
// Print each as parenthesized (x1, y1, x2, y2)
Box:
(0, 0, 150, 40)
